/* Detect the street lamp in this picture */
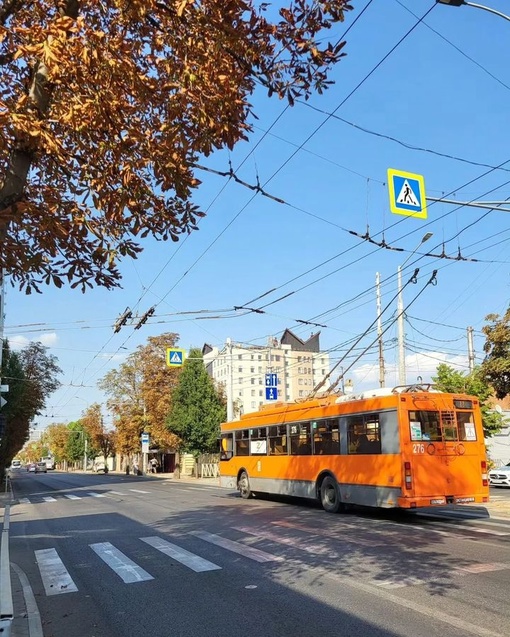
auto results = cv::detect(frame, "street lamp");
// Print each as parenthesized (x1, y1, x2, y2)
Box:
(436, 0, 510, 22)
(397, 232, 433, 385)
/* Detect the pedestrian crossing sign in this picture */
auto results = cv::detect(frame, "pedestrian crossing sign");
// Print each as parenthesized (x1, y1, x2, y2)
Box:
(387, 168, 428, 219)
(166, 348, 185, 367)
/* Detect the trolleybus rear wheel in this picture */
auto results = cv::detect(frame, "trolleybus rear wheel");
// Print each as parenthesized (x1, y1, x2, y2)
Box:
(238, 471, 252, 499)
(320, 476, 342, 513)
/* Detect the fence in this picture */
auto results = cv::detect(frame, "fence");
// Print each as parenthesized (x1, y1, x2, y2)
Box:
(197, 453, 220, 478)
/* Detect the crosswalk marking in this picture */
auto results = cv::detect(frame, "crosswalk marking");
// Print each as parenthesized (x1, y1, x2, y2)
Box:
(191, 530, 283, 563)
(42, 496, 57, 503)
(35, 548, 78, 596)
(108, 491, 125, 495)
(141, 537, 221, 572)
(90, 542, 153, 583)
(129, 489, 150, 494)
(19, 498, 30, 504)
(87, 492, 106, 498)
(64, 494, 81, 500)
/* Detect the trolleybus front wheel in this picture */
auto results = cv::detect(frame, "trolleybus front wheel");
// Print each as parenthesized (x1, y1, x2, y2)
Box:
(320, 476, 343, 513)
(238, 471, 252, 499)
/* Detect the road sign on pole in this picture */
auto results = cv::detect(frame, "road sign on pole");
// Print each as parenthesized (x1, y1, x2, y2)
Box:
(387, 168, 428, 219)
(166, 348, 185, 367)
(265, 373, 278, 400)
(141, 433, 149, 453)
(265, 387, 278, 401)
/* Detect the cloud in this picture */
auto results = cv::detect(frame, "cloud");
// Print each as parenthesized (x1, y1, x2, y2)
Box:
(9, 333, 58, 350)
(348, 351, 469, 393)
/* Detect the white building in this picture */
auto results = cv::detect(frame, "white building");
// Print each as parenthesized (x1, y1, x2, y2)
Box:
(202, 329, 330, 419)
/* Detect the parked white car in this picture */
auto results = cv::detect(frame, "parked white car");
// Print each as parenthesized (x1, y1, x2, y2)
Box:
(489, 462, 510, 487)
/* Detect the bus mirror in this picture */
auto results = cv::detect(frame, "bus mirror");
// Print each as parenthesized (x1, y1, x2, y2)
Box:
(221, 438, 228, 452)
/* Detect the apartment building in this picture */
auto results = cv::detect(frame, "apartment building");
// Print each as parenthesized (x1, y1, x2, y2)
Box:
(202, 329, 330, 418)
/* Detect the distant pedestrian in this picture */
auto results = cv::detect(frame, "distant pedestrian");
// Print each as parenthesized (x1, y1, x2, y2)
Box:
(133, 460, 140, 476)
(150, 458, 158, 474)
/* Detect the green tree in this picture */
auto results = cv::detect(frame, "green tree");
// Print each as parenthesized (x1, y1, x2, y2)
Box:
(65, 421, 87, 465)
(0, 340, 61, 472)
(167, 348, 226, 455)
(481, 309, 510, 400)
(432, 363, 504, 438)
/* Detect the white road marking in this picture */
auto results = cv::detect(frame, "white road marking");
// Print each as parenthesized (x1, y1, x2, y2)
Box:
(129, 489, 150, 494)
(90, 542, 153, 583)
(108, 491, 125, 495)
(35, 548, 78, 596)
(141, 537, 221, 572)
(42, 497, 57, 503)
(87, 492, 106, 498)
(192, 530, 283, 563)
(64, 494, 81, 500)
(19, 498, 30, 504)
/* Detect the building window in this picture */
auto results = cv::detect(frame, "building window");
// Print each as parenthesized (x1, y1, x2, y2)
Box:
(275, 355, 281, 361)
(238, 354, 242, 360)
(251, 378, 255, 385)
(251, 401, 256, 408)
(251, 390, 255, 396)
(259, 390, 263, 396)
(251, 367, 255, 373)
(238, 366, 243, 373)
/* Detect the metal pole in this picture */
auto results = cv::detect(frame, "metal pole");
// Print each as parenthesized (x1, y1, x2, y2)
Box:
(397, 266, 406, 385)
(467, 326, 475, 372)
(83, 437, 88, 472)
(226, 338, 233, 422)
(376, 272, 385, 387)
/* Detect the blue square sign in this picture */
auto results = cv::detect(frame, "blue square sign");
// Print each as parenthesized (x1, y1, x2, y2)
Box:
(265, 387, 278, 401)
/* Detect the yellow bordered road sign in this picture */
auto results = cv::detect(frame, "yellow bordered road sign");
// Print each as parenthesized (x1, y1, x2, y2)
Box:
(166, 348, 185, 367)
(387, 168, 427, 219)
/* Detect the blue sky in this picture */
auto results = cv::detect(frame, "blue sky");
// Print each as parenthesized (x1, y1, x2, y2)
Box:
(5, 0, 510, 430)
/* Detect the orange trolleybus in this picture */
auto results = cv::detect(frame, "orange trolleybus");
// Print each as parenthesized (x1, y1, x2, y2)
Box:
(219, 384, 489, 513)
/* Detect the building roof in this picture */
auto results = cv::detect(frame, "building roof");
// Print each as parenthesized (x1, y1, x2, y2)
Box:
(280, 329, 321, 353)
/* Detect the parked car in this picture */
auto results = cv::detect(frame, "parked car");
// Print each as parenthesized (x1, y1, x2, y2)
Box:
(93, 462, 108, 473)
(10, 460, 22, 471)
(489, 462, 510, 487)
(27, 463, 36, 472)
(35, 461, 47, 473)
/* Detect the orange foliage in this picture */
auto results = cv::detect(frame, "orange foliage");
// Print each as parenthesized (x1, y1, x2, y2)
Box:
(0, 1, 352, 292)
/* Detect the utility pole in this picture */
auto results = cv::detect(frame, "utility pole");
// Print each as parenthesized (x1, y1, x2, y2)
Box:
(376, 272, 385, 387)
(226, 338, 233, 422)
(467, 326, 475, 372)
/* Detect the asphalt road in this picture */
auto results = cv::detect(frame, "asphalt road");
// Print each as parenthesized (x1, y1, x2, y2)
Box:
(4, 470, 510, 637)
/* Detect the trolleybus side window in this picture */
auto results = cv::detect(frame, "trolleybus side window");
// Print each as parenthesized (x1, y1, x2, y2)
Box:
(220, 433, 233, 460)
(313, 419, 340, 455)
(235, 429, 250, 456)
(290, 422, 312, 455)
(347, 414, 381, 454)
(250, 428, 268, 455)
(268, 425, 288, 455)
